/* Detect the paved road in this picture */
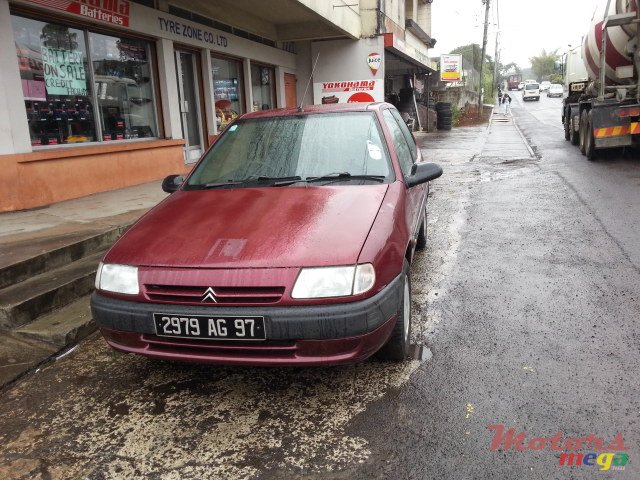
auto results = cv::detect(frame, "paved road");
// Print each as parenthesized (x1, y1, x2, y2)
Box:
(0, 99, 638, 480)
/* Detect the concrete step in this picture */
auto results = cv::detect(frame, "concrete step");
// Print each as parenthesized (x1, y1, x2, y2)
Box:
(0, 250, 105, 329)
(15, 295, 96, 349)
(0, 225, 127, 290)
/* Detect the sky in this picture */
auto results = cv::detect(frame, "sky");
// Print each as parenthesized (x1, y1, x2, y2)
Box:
(430, 0, 602, 69)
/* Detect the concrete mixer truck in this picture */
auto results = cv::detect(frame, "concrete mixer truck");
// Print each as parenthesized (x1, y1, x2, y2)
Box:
(562, 0, 640, 159)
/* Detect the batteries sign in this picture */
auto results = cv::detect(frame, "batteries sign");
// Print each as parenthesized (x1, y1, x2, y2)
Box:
(41, 47, 88, 96)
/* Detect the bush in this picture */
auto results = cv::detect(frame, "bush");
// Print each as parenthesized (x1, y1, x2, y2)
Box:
(452, 104, 463, 127)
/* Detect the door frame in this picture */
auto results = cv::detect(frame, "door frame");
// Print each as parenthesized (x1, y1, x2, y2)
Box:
(174, 48, 205, 163)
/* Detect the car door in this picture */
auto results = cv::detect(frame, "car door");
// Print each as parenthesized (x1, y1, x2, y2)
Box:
(381, 108, 426, 244)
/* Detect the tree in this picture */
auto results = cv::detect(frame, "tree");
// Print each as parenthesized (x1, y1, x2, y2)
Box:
(450, 44, 492, 73)
(530, 49, 560, 81)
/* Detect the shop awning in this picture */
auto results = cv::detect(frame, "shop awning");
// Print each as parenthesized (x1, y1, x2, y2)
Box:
(167, 0, 360, 41)
(384, 33, 437, 74)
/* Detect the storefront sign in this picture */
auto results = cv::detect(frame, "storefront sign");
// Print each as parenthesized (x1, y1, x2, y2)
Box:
(158, 17, 228, 48)
(313, 79, 384, 104)
(440, 54, 462, 82)
(367, 53, 381, 75)
(41, 47, 88, 96)
(26, 0, 130, 27)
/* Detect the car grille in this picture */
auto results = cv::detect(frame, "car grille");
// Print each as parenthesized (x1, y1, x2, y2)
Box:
(144, 284, 285, 305)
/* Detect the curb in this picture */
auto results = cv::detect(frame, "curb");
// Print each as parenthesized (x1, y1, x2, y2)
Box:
(511, 117, 536, 158)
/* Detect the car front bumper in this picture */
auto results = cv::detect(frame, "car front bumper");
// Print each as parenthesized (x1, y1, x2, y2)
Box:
(91, 273, 403, 366)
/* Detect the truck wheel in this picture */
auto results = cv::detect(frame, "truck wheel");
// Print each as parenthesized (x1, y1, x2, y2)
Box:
(585, 111, 596, 161)
(579, 110, 589, 154)
(569, 114, 579, 145)
(377, 261, 411, 361)
(564, 111, 571, 141)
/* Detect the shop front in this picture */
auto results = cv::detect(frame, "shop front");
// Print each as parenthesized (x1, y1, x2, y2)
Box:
(0, 0, 297, 212)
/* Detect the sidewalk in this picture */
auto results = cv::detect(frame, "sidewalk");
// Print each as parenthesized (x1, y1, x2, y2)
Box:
(0, 181, 168, 388)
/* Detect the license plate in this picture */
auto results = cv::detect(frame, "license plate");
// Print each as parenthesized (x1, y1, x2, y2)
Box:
(153, 313, 265, 341)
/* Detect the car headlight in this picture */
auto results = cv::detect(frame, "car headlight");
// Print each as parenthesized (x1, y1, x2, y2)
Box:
(291, 264, 376, 299)
(95, 262, 139, 295)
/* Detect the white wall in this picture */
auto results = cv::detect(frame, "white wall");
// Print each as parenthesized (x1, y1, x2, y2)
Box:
(0, 0, 32, 154)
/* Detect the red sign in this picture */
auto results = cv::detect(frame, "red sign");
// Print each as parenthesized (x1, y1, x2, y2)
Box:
(26, 0, 131, 27)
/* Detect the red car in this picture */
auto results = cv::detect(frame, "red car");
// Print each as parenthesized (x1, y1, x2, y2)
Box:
(91, 103, 442, 366)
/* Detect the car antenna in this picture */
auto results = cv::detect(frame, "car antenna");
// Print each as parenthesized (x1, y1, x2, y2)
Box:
(299, 53, 320, 112)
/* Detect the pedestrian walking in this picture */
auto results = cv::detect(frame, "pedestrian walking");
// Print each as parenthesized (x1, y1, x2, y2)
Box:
(503, 93, 512, 115)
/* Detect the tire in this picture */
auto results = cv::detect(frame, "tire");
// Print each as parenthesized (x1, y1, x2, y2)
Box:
(416, 208, 427, 250)
(564, 110, 571, 141)
(584, 111, 596, 160)
(377, 261, 412, 361)
(569, 113, 579, 145)
(579, 110, 589, 155)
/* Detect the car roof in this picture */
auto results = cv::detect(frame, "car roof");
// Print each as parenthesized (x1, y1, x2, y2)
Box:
(239, 102, 390, 120)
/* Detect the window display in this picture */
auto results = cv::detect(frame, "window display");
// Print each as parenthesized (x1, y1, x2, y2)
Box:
(12, 16, 95, 146)
(250, 63, 275, 112)
(211, 55, 244, 129)
(91, 32, 157, 141)
(12, 15, 159, 147)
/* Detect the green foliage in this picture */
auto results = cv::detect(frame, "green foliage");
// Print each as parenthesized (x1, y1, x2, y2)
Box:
(530, 49, 560, 82)
(452, 103, 462, 127)
(450, 43, 493, 73)
(549, 73, 563, 84)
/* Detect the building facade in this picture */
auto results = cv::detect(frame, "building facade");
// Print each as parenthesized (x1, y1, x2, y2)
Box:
(0, 0, 435, 212)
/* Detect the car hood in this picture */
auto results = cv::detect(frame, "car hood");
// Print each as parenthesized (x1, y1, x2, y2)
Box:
(105, 185, 388, 268)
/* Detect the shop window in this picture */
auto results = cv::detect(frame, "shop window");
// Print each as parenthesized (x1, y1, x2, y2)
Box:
(250, 64, 275, 112)
(12, 16, 95, 146)
(11, 14, 159, 148)
(90, 32, 157, 141)
(211, 56, 244, 129)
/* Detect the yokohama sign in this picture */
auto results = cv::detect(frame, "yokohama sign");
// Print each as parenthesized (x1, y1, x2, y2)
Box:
(26, 0, 131, 27)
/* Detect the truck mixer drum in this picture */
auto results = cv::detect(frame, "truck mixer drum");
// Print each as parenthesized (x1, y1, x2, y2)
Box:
(583, 0, 639, 85)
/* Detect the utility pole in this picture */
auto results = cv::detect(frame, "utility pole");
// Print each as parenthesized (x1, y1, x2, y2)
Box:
(492, 31, 500, 96)
(479, 0, 491, 110)
(492, 0, 500, 96)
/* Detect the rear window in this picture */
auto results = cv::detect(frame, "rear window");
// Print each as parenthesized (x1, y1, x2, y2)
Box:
(525, 84, 539, 90)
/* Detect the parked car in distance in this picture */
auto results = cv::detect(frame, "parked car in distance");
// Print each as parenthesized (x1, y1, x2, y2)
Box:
(547, 84, 564, 98)
(523, 82, 540, 101)
(91, 103, 443, 366)
(540, 81, 551, 91)
(518, 81, 525, 90)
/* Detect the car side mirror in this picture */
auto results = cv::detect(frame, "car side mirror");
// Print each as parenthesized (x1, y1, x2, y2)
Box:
(407, 162, 443, 187)
(162, 174, 184, 193)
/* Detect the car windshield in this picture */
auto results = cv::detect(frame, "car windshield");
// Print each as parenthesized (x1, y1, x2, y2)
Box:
(187, 112, 393, 188)
(525, 84, 539, 90)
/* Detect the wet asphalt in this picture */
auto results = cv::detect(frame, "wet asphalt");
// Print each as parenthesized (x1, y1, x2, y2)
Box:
(0, 95, 639, 480)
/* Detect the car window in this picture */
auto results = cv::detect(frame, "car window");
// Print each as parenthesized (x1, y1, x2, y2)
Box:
(382, 109, 414, 177)
(388, 109, 417, 161)
(525, 84, 539, 90)
(187, 112, 392, 186)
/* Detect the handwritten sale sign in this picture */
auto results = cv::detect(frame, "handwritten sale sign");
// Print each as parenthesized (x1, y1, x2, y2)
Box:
(41, 47, 88, 96)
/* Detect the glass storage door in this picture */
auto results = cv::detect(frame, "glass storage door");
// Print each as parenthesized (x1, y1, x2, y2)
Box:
(175, 50, 203, 163)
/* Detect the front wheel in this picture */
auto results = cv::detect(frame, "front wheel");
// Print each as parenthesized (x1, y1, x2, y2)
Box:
(377, 261, 412, 361)
(563, 111, 571, 141)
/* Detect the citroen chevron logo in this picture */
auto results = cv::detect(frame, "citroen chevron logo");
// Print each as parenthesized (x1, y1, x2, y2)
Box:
(202, 287, 217, 303)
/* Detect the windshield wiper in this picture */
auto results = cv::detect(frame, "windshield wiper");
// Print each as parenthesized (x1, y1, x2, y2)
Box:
(305, 172, 386, 183)
(200, 176, 302, 189)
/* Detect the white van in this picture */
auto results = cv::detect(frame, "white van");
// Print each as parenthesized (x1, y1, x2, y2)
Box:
(523, 83, 540, 101)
